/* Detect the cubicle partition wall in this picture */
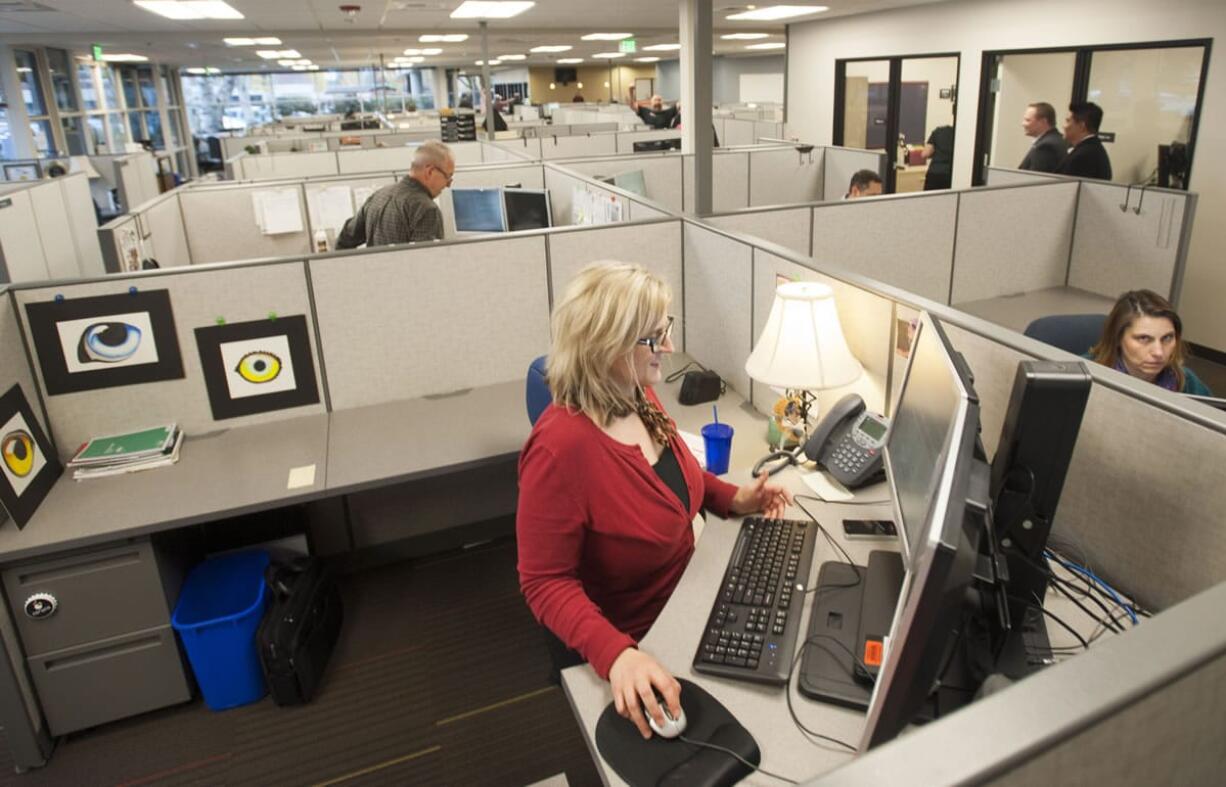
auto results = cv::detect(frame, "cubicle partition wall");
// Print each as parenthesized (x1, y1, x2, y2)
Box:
(713, 116, 785, 148)
(822, 145, 888, 200)
(0, 174, 104, 284)
(228, 140, 502, 182)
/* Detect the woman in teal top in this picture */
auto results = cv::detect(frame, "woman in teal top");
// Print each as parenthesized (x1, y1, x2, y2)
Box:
(1087, 289, 1212, 395)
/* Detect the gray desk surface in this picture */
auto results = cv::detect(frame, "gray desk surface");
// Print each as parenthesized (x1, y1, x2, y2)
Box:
(0, 412, 330, 564)
(561, 368, 898, 785)
(955, 286, 1114, 334)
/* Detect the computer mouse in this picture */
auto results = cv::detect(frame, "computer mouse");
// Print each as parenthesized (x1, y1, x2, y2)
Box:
(648, 696, 687, 739)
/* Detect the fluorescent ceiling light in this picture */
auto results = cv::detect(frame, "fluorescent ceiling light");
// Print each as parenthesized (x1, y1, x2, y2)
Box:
(224, 37, 281, 46)
(450, 1, 534, 19)
(745, 42, 786, 50)
(721, 33, 770, 40)
(634, 57, 660, 63)
(403, 48, 444, 56)
(530, 45, 572, 53)
(498, 54, 526, 61)
(184, 66, 221, 74)
(100, 53, 150, 62)
(257, 49, 301, 59)
(726, 5, 828, 21)
(405, 56, 425, 63)
(581, 33, 632, 41)
(294, 59, 312, 65)
(475, 59, 502, 66)
(591, 52, 625, 59)
(642, 43, 681, 51)
(277, 59, 297, 66)
(420, 34, 468, 42)
(556, 57, 583, 64)
(133, 1, 243, 20)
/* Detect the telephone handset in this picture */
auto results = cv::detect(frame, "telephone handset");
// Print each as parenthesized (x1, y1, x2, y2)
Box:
(802, 394, 889, 489)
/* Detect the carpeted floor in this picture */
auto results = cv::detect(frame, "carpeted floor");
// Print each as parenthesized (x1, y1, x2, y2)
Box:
(0, 538, 602, 787)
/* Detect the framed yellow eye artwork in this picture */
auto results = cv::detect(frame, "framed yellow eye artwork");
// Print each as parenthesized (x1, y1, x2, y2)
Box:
(194, 315, 320, 421)
(0, 384, 62, 530)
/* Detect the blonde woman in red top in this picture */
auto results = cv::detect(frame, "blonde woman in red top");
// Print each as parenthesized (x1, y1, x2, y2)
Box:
(517, 262, 791, 739)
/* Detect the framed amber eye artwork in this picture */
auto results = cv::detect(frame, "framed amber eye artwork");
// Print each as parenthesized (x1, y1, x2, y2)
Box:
(0, 384, 61, 530)
(194, 315, 319, 421)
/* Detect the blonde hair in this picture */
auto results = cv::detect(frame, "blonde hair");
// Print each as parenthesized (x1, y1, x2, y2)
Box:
(548, 262, 674, 435)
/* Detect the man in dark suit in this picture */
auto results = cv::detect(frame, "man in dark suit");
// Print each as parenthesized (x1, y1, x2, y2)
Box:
(1056, 101, 1112, 180)
(1019, 102, 1065, 172)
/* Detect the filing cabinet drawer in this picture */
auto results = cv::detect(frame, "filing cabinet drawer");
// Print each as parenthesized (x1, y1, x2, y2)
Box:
(28, 625, 191, 736)
(2, 539, 173, 656)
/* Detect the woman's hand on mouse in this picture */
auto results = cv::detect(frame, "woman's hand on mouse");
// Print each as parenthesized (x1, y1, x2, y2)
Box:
(608, 647, 681, 739)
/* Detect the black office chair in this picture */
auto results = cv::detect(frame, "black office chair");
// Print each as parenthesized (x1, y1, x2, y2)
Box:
(526, 355, 551, 425)
(1022, 313, 1107, 356)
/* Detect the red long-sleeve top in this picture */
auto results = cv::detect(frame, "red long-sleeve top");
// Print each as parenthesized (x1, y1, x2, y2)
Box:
(516, 388, 739, 679)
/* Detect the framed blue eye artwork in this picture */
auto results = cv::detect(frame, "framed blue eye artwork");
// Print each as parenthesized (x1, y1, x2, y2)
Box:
(0, 384, 62, 530)
(194, 315, 320, 421)
(25, 290, 185, 396)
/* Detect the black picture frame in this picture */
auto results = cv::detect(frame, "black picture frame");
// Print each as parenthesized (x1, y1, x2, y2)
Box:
(25, 290, 185, 396)
(0, 384, 62, 530)
(194, 315, 320, 420)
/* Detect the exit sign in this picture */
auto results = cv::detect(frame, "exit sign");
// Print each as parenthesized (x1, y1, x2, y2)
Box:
(619, 39, 637, 53)
(92, 44, 103, 61)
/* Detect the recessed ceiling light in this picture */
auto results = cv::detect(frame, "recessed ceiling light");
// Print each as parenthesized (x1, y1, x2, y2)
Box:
(403, 48, 425, 55)
(421, 47, 443, 55)
(184, 66, 221, 74)
(277, 59, 297, 66)
(745, 42, 786, 49)
(475, 59, 502, 66)
(450, 1, 535, 19)
(100, 53, 150, 62)
(498, 54, 526, 61)
(557, 57, 583, 64)
(642, 43, 681, 51)
(591, 52, 625, 59)
(530, 45, 572, 53)
(634, 57, 660, 63)
(133, 1, 243, 20)
(224, 37, 282, 46)
(257, 49, 302, 59)
(420, 34, 468, 43)
(581, 33, 633, 41)
(721, 33, 770, 40)
(727, 5, 828, 21)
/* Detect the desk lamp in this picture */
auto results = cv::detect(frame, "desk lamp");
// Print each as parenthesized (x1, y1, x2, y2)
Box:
(745, 280, 861, 474)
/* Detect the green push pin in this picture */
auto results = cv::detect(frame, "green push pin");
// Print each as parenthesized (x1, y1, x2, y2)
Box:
(268, 311, 278, 321)
(215, 316, 226, 325)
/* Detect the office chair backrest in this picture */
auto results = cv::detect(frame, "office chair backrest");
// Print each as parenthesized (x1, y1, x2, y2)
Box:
(526, 355, 551, 425)
(1023, 313, 1108, 356)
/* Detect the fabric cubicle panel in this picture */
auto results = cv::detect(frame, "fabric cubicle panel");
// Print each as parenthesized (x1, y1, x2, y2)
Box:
(1068, 182, 1188, 301)
(493, 138, 543, 161)
(627, 200, 673, 221)
(546, 221, 684, 319)
(983, 166, 1068, 187)
(721, 119, 757, 147)
(179, 185, 312, 264)
(682, 223, 754, 399)
(117, 154, 158, 212)
(748, 147, 822, 207)
(750, 249, 893, 417)
(812, 194, 958, 305)
(448, 141, 485, 165)
(753, 121, 783, 144)
(950, 182, 1078, 304)
(58, 174, 105, 278)
(336, 147, 416, 174)
(479, 141, 532, 163)
(26, 180, 80, 282)
(683, 152, 750, 213)
(239, 151, 339, 181)
(0, 190, 49, 283)
(143, 195, 191, 269)
(556, 155, 684, 214)
(542, 166, 587, 227)
(822, 147, 886, 202)
(12, 261, 326, 460)
(704, 209, 811, 257)
(539, 134, 619, 161)
(96, 215, 137, 274)
(309, 236, 551, 410)
(0, 292, 47, 444)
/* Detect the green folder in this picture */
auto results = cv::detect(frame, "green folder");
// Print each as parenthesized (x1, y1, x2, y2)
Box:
(71, 425, 177, 465)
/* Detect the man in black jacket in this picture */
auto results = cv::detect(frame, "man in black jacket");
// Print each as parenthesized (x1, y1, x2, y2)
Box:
(1056, 101, 1112, 181)
(1018, 102, 1065, 172)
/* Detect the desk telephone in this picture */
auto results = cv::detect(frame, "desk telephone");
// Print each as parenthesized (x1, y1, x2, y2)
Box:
(753, 394, 889, 488)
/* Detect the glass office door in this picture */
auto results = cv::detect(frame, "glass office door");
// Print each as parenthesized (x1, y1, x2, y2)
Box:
(897, 56, 958, 193)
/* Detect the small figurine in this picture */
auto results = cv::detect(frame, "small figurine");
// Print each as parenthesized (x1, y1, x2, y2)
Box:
(767, 394, 806, 450)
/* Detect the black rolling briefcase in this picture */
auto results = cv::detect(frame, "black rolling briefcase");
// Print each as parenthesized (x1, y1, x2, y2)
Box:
(257, 557, 343, 706)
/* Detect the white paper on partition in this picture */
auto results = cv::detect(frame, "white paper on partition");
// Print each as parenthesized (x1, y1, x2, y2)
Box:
(308, 186, 355, 232)
(255, 188, 304, 235)
(352, 186, 377, 209)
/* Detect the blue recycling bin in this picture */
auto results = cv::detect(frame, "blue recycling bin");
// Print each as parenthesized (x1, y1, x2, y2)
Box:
(172, 550, 271, 711)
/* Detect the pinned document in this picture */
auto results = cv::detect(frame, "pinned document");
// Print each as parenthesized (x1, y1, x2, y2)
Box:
(252, 188, 304, 235)
(307, 185, 355, 233)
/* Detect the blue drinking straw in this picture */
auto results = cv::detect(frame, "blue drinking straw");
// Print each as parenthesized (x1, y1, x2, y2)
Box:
(712, 405, 719, 424)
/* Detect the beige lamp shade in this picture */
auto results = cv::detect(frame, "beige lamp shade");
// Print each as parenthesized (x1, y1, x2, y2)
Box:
(745, 281, 862, 390)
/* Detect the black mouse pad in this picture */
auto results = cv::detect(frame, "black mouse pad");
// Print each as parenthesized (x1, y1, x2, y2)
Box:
(595, 678, 760, 787)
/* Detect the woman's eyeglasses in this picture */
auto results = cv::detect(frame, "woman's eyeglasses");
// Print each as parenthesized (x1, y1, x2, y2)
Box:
(636, 316, 675, 353)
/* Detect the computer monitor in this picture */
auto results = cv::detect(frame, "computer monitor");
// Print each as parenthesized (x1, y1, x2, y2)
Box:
(503, 188, 553, 232)
(612, 170, 647, 198)
(451, 188, 507, 233)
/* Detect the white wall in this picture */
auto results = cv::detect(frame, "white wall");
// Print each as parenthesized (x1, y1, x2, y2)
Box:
(786, 0, 1226, 352)
(655, 55, 786, 105)
(990, 52, 1077, 167)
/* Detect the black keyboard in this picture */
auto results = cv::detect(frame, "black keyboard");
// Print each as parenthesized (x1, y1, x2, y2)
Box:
(692, 516, 817, 685)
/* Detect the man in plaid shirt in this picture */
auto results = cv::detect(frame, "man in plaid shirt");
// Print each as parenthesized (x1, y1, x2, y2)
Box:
(336, 140, 453, 248)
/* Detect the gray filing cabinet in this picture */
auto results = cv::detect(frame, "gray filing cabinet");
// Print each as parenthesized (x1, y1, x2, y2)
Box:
(1, 537, 192, 735)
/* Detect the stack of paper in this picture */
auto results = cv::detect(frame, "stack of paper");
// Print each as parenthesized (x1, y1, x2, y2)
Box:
(67, 424, 184, 480)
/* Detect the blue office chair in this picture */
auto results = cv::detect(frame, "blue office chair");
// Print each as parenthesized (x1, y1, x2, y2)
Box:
(526, 355, 551, 425)
(1022, 314, 1107, 356)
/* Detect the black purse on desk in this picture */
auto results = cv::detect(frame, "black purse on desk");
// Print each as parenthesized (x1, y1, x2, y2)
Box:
(257, 557, 343, 706)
